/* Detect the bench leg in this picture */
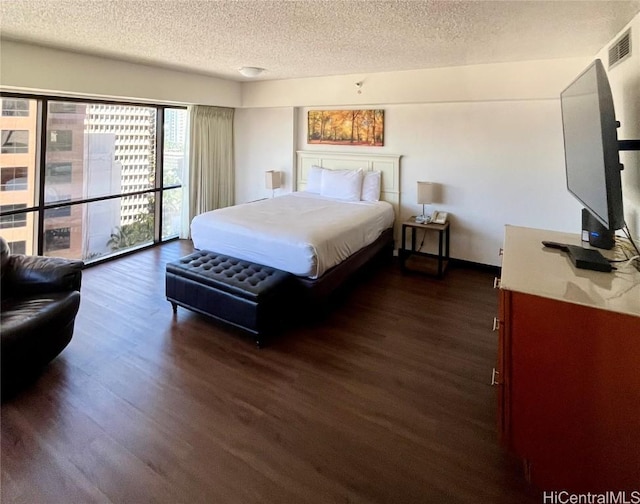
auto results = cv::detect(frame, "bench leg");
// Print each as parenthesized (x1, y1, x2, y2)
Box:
(256, 334, 269, 349)
(170, 301, 178, 314)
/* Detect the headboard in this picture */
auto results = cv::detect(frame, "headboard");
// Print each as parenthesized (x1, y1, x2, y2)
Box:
(295, 150, 401, 216)
(296, 150, 402, 250)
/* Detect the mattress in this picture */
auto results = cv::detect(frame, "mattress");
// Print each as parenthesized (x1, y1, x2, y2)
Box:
(190, 192, 395, 278)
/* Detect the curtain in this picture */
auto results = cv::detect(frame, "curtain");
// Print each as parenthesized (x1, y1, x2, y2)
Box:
(183, 105, 234, 238)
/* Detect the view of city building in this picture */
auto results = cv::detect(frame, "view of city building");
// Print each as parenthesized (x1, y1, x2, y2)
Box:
(0, 97, 186, 261)
(0, 98, 38, 255)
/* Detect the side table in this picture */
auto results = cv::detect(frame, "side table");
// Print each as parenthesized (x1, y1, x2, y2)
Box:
(400, 218, 450, 277)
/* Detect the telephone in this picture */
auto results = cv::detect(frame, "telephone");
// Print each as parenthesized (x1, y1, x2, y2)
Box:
(431, 211, 448, 224)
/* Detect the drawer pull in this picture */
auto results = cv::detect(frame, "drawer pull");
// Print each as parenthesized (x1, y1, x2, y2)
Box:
(492, 317, 501, 331)
(493, 277, 501, 289)
(491, 368, 501, 386)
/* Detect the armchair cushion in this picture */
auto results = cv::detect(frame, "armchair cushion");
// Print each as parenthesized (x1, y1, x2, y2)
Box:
(2, 255, 83, 297)
(1, 292, 81, 343)
(1, 292, 81, 389)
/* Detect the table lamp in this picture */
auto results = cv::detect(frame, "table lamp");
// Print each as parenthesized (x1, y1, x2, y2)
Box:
(416, 181, 434, 223)
(265, 170, 281, 198)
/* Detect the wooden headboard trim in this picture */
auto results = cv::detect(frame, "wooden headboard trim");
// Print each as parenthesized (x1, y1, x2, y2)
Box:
(295, 150, 401, 210)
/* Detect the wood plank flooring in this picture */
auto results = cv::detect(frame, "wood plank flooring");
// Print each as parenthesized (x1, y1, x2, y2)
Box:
(1, 240, 538, 503)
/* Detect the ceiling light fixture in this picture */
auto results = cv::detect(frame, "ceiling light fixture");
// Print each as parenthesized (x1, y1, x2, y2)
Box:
(238, 66, 266, 78)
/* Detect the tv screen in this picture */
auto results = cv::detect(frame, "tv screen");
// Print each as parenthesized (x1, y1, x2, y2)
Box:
(560, 59, 624, 231)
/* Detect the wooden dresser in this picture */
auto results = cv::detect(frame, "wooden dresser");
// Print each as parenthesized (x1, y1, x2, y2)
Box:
(495, 225, 640, 492)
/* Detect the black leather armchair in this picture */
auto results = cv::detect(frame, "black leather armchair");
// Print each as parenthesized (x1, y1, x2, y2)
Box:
(1, 237, 83, 396)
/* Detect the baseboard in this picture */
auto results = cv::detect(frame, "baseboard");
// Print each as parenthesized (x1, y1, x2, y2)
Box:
(449, 258, 501, 275)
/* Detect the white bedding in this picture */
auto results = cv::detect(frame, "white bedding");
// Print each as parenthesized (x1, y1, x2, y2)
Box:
(190, 192, 395, 278)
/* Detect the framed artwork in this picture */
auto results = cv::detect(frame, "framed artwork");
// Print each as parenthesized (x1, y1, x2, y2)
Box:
(307, 109, 384, 146)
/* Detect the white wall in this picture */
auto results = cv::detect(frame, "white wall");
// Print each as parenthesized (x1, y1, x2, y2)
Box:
(0, 40, 241, 106)
(242, 58, 588, 108)
(238, 58, 591, 266)
(596, 13, 640, 238)
(291, 101, 579, 265)
(234, 107, 297, 203)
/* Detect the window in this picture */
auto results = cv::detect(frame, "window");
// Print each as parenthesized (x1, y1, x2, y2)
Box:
(0, 204, 27, 228)
(44, 198, 72, 218)
(8, 240, 26, 254)
(48, 130, 73, 151)
(49, 102, 77, 114)
(44, 227, 71, 252)
(1, 130, 29, 153)
(162, 108, 187, 239)
(45, 162, 72, 184)
(1, 99, 29, 117)
(0, 95, 185, 262)
(0, 167, 28, 191)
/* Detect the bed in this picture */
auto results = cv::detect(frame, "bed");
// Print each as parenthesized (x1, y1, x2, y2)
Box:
(191, 151, 401, 299)
(191, 192, 394, 278)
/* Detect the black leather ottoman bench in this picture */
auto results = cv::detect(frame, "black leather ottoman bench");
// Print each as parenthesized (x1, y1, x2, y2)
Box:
(165, 251, 292, 347)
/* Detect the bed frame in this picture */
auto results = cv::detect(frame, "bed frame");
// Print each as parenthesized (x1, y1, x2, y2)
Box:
(294, 151, 401, 300)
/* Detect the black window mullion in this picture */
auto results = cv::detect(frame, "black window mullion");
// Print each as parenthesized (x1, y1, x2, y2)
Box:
(155, 108, 164, 243)
(36, 99, 47, 256)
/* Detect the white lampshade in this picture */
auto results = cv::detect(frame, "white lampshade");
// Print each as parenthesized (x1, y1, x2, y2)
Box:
(265, 170, 281, 190)
(417, 181, 435, 204)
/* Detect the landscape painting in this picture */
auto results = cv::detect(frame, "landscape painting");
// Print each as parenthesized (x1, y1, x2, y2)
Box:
(308, 109, 384, 146)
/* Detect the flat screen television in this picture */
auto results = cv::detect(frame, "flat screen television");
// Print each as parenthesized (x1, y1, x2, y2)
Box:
(560, 59, 624, 237)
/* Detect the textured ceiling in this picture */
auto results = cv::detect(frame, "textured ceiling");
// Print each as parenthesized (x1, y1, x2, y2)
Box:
(1, 0, 639, 82)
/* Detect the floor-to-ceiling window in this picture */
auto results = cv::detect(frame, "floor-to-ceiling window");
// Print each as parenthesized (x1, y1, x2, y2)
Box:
(161, 108, 187, 240)
(0, 95, 187, 263)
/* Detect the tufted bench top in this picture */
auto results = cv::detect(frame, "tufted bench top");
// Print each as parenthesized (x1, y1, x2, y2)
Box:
(166, 251, 291, 302)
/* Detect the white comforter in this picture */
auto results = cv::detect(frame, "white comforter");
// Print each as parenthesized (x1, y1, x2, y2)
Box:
(190, 192, 395, 278)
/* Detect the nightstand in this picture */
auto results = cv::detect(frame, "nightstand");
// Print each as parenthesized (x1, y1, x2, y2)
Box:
(400, 218, 450, 277)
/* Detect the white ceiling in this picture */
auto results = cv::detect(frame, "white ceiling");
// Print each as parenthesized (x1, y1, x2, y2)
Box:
(1, 0, 639, 82)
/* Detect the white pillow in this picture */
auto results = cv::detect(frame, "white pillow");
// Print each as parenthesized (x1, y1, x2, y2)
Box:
(306, 165, 324, 193)
(361, 170, 381, 202)
(320, 169, 364, 201)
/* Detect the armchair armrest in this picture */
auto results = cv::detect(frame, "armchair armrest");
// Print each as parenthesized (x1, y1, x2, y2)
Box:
(3, 255, 84, 296)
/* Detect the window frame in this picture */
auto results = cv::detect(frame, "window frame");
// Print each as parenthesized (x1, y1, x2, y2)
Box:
(44, 226, 71, 252)
(0, 92, 186, 264)
(1, 98, 30, 117)
(8, 240, 26, 254)
(1, 129, 29, 154)
(47, 129, 73, 152)
(0, 166, 28, 191)
(45, 162, 73, 184)
(0, 203, 28, 229)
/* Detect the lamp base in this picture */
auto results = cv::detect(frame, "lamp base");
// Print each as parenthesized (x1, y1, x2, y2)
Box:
(415, 214, 432, 224)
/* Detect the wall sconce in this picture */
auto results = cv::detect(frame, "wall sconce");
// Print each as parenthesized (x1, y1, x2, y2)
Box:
(416, 181, 435, 223)
(265, 170, 281, 198)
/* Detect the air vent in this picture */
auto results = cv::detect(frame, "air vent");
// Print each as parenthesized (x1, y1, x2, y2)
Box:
(608, 29, 631, 68)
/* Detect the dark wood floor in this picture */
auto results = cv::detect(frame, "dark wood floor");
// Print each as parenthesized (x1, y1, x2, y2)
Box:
(1, 240, 538, 503)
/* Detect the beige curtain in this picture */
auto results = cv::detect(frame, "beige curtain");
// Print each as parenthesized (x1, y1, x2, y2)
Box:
(186, 105, 234, 235)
